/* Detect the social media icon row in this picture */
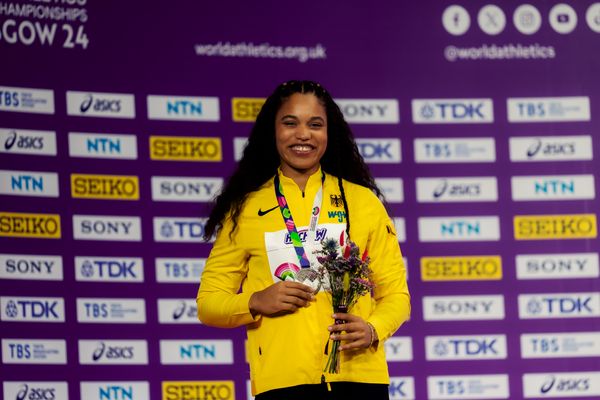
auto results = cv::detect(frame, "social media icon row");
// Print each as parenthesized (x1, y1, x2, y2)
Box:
(443, 3, 600, 36)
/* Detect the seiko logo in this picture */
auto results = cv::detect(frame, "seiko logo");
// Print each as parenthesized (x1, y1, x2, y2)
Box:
(514, 214, 597, 240)
(0, 212, 61, 239)
(80, 94, 121, 113)
(162, 381, 234, 400)
(71, 174, 139, 200)
(92, 341, 134, 361)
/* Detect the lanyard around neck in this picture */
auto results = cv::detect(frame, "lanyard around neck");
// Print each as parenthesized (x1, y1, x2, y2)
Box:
(274, 171, 324, 269)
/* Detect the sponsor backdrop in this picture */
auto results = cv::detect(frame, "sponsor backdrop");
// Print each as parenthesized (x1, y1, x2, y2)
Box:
(1, 1, 600, 399)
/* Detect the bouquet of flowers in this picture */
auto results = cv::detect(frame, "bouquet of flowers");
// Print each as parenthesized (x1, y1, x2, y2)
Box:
(316, 233, 374, 374)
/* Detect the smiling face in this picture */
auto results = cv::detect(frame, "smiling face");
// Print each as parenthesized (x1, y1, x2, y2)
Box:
(275, 93, 328, 182)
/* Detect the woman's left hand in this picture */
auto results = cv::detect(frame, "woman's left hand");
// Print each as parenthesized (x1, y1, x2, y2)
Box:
(328, 312, 376, 351)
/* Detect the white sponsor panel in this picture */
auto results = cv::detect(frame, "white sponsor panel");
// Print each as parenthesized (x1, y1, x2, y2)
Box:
(160, 339, 234, 365)
(68, 132, 138, 159)
(512, 175, 595, 200)
(0, 254, 63, 281)
(80, 382, 149, 400)
(508, 96, 590, 122)
(412, 99, 494, 123)
(393, 217, 406, 242)
(414, 138, 496, 163)
(155, 257, 206, 283)
(151, 176, 223, 202)
(418, 216, 500, 242)
(375, 178, 403, 203)
(423, 295, 505, 321)
(78, 340, 148, 365)
(427, 374, 509, 399)
(66, 91, 135, 118)
(416, 177, 497, 202)
(523, 371, 600, 398)
(73, 215, 142, 241)
(519, 292, 600, 319)
(75, 256, 144, 283)
(1, 339, 66, 364)
(356, 138, 401, 163)
(153, 217, 210, 242)
(1, 296, 64, 322)
(425, 334, 507, 360)
(234, 136, 248, 161)
(0, 86, 54, 114)
(147, 95, 220, 121)
(0, 128, 56, 156)
(385, 336, 413, 361)
(76, 298, 146, 323)
(516, 253, 599, 280)
(509, 135, 593, 162)
(0, 170, 59, 197)
(157, 299, 200, 324)
(3, 381, 68, 400)
(521, 332, 600, 358)
(389, 377, 415, 400)
(336, 99, 399, 123)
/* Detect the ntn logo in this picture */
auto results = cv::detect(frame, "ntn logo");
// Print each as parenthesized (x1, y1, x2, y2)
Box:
(167, 100, 202, 115)
(10, 174, 43, 191)
(180, 344, 216, 359)
(87, 137, 121, 153)
(441, 221, 480, 235)
(534, 179, 574, 194)
(99, 385, 133, 400)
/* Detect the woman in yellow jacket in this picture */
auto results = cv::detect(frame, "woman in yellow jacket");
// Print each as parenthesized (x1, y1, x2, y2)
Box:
(197, 80, 410, 399)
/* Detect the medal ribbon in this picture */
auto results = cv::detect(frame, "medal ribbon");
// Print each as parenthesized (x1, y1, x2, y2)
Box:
(274, 171, 324, 269)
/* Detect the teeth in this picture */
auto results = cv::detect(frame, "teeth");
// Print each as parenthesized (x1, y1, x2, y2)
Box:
(291, 145, 313, 151)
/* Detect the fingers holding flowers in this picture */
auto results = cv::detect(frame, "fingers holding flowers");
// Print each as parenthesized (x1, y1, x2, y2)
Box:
(328, 313, 375, 350)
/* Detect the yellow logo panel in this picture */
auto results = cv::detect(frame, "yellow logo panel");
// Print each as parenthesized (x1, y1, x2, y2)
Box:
(150, 136, 222, 162)
(232, 97, 265, 122)
(0, 212, 61, 239)
(71, 174, 139, 200)
(514, 214, 597, 240)
(421, 256, 502, 281)
(162, 381, 235, 400)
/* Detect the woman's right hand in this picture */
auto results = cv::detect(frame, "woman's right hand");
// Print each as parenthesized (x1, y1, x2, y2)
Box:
(249, 281, 315, 317)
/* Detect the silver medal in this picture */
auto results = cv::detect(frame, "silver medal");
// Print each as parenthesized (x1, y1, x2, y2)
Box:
(295, 268, 321, 293)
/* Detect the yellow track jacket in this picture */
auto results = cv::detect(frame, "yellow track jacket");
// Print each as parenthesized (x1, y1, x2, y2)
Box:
(197, 168, 410, 396)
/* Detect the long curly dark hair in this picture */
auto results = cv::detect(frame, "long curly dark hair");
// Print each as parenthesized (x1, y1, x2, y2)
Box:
(204, 80, 382, 240)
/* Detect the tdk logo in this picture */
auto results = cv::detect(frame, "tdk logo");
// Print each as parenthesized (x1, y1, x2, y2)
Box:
(155, 258, 206, 283)
(355, 138, 401, 163)
(160, 340, 234, 365)
(412, 99, 493, 123)
(507, 96, 590, 122)
(519, 293, 600, 319)
(0, 128, 56, 156)
(388, 377, 415, 400)
(75, 257, 144, 282)
(510, 136, 593, 162)
(68, 132, 138, 160)
(66, 91, 135, 118)
(426, 335, 507, 360)
(79, 340, 148, 365)
(153, 217, 211, 242)
(1, 296, 64, 322)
